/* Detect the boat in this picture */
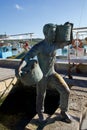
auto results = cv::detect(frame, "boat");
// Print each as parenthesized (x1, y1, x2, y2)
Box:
(0, 45, 12, 59)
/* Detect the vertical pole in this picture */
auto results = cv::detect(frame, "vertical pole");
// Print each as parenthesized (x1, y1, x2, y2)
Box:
(68, 45, 73, 79)
(30, 33, 32, 43)
(76, 32, 79, 57)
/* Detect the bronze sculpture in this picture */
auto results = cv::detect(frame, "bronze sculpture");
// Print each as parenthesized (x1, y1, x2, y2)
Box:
(17, 22, 73, 123)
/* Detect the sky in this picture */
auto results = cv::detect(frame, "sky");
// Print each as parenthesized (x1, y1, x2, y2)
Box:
(0, 0, 87, 39)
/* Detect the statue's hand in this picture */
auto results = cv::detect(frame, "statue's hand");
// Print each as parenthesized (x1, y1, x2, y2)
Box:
(17, 60, 27, 77)
(15, 67, 23, 78)
(19, 70, 23, 76)
(19, 70, 27, 77)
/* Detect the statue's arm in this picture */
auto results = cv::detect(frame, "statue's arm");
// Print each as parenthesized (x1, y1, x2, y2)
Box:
(18, 42, 41, 73)
(24, 42, 42, 60)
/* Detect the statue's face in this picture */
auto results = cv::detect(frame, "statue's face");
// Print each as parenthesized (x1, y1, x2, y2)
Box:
(45, 27, 56, 42)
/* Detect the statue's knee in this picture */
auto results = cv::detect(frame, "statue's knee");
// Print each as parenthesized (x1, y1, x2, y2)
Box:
(66, 88, 70, 96)
(62, 87, 70, 96)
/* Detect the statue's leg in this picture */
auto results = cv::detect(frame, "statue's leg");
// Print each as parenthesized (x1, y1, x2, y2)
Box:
(47, 73, 71, 123)
(36, 77, 47, 121)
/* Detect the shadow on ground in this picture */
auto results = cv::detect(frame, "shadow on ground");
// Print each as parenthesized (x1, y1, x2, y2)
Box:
(0, 80, 60, 130)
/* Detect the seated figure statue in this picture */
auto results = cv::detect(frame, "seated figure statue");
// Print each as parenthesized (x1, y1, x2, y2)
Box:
(18, 22, 73, 123)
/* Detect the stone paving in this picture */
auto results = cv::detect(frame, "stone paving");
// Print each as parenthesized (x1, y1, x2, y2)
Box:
(0, 68, 15, 81)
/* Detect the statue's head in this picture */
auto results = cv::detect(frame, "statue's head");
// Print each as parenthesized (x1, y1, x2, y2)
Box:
(43, 23, 56, 43)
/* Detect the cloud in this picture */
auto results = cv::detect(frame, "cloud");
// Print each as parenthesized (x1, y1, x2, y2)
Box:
(15, 4, 23, 10)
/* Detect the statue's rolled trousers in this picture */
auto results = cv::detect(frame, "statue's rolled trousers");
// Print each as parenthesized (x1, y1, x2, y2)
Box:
(17, 22, 73, 123)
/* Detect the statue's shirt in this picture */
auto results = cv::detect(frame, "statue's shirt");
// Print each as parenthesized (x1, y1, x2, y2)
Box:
(24, 40, 57, 76)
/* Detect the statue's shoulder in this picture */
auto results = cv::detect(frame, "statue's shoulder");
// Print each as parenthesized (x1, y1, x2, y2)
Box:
(38, 40, 45, 44)
(35, 40, 45, 47)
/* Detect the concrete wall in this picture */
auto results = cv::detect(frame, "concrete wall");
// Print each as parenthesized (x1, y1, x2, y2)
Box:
(55, 62, 87, 74)
(0, 59, 87, 73)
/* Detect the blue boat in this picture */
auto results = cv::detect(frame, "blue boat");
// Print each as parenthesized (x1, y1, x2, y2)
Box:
(0, 46, 12, 59)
